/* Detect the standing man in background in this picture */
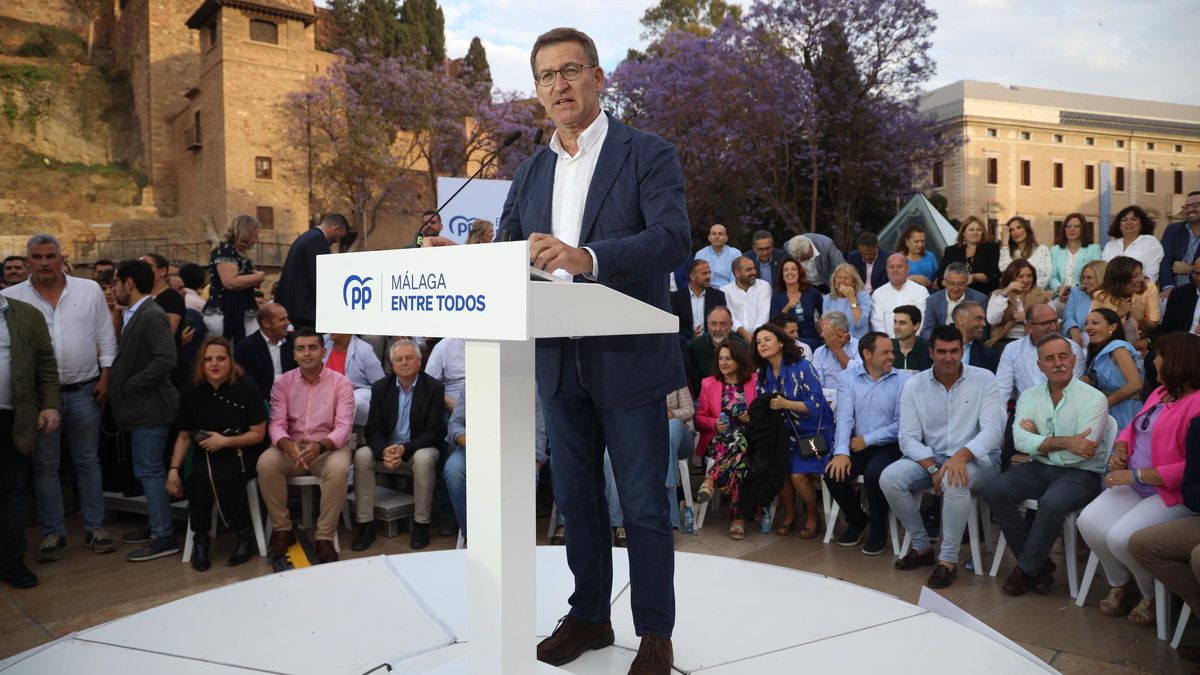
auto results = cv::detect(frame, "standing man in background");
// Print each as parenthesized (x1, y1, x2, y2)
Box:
(275, 213, 350, 331)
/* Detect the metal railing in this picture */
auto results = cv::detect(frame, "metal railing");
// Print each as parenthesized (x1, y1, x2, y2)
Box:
(73, 238, 290, 268)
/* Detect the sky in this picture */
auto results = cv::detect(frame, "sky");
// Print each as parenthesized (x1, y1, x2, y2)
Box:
(413, 0, 1199, 109)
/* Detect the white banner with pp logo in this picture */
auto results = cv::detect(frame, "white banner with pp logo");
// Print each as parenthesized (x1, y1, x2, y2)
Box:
(436, 177, 513, 244)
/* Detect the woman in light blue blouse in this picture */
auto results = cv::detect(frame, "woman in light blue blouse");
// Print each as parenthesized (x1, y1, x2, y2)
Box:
(1064, 259, 1107, 347)
(823, 263, 871, 339)
(896, 224, 938, 288)
(1082, 308, 1143, 431)
(1049, 212, 1103, 304)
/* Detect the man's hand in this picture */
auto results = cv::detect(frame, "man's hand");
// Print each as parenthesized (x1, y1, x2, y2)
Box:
(180, 324, 195, 347)
(297, 440, 320, 468)
(1061, 428, 1098, 458)
(529, 233, 592, 276)
(93, 371, 109, 403)
(1018, 418, 1038, 434)
(692, 326, 703, 338)
(382, 444, 405, 471)
(1173, 260, 1194, 275)
(37, 409, 60, 434)
(849, 436, 867, 453)
(826, 455, 852, 482)
(939, 453, 970, 490)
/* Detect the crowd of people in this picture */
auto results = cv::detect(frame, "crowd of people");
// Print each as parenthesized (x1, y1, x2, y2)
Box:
(1, 189, 1199, 656)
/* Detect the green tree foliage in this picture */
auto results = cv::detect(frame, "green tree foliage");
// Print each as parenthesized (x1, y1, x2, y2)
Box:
(640, 0, 743, 40)
(399, 0, 446, 69)
(328, 0, 406, 58)
(461, 36, 491, 88)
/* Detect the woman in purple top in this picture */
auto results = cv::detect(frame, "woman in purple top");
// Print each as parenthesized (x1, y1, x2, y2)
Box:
(1077, 332, 1200, 626)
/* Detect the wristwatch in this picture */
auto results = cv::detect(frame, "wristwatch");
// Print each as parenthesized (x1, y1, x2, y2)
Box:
(849, 302, 859, 309)
(926, 464, 939, 475)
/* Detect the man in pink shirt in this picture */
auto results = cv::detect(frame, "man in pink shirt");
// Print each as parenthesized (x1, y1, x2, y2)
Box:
(258, 328, 355, 564)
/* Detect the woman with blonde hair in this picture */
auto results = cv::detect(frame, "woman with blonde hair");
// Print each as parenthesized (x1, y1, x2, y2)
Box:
(1063, 259, 1107, 346)
(203, 215, 265, 343)
(985, 258, 1051, 350)
(466, 218, 495, 244)
(823, 263, 871, 338)
(936, 216, 1000, 296)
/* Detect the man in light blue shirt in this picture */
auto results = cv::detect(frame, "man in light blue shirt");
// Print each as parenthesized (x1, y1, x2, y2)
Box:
(825, 332, 907, 555)
(810, 312, 860, 389)
(984, 333, 1107, 596)
(881, 324, 1004, 589)
(693, 224, 741, 289)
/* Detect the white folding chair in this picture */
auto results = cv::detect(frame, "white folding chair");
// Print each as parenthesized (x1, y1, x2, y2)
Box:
(823, 475, 867, 544)
(262, 475, 351, 553)
(1172, 604, 1192, 650)
(183, 478, 267, 563)
(891, 489, 992, 576)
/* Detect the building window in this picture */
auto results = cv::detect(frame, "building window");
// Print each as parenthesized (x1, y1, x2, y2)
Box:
(1020, 131, 1031, 141)
(255, 156, 272, 180)
(1146, 142, 1156, 151)
(1116, 139, 1126, 149)
(256, 206, 274, 229)
(1053, 134, 1064, 143)
(1146, 168, 1156, 194)
(1085, 137, 1095, 146)
(204, 20, 218, 49)
(986, 128, 997, 138)
(986, 157, 998, 185)
(249, 19, 278, 44)
(1115, 166, 1126, 192)
(185, 110, 202, 150)
(932, 161, 944, 188)
(1176, 170, 1185, 195)
(1020, 160, 1031, 187)
(1053, 162, 1064, 189)
(1177, 144, 1185, 153)
(1084, 164, 1095, 190)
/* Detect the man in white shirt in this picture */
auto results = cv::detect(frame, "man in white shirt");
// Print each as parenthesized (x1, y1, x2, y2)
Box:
(870, 253, 929, 338)
(721, 256, 772, 342)
(693, 224, 741, 289)
(1, 234, 118, 561)
(425, 336, 465, 410)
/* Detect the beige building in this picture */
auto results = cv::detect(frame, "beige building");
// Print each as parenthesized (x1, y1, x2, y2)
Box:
(920, 80, 1200, 243)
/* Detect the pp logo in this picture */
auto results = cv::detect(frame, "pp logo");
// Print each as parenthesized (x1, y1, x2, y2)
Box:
(342, 275, 373, 310)
(447, 215, 472, 238)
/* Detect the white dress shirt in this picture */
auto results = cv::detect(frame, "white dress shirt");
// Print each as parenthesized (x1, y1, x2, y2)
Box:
(426, 337, 466, 403)
(549, 111, 608, 281)
(2, 275, 118, 385)
(869, 280, 929, 337)
(720, 279, 772, 333)
(688, 288, 706, 334)
(1102, 234, 1164, 279)
(994, 334, 1086, 400)
(262, 331, 284, 376)
(863, 258, 877, 292)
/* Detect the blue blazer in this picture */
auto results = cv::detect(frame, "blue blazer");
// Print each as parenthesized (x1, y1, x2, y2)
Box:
(500, 114, 692, 409)
(1159, 221, 1200, 290)
(920, 287, 987, 341)
(847, 248, 891, 292)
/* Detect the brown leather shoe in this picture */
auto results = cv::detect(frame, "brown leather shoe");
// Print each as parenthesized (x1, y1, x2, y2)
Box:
(314, 539, 338, 564)
(1033, 561, 1056, 594)
(894, 548, 936, 571)
(536, 615, 614, 666)
(267, 530, 295, 558)
(628, 634, 673, 675)
(1002, 567, 1032, 596)
(926, 563, 957, 589)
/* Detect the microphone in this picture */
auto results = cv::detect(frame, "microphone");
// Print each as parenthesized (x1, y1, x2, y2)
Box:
(413, 131, 522, 247)
(498, 128, 546, 243)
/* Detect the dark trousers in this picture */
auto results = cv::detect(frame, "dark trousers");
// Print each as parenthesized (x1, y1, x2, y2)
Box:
(983, 460, 1101, 576)
(542, 340, 675, 638)
(0, 411, 31, 572)
(823, 443, 901, 538)
(188, 447, 255, 537)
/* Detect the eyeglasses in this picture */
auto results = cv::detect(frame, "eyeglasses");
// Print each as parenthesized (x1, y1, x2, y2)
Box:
(1027, 318, 1059, 328)
(1184, 202, 1200, 211)
(534, 63, 595, 87)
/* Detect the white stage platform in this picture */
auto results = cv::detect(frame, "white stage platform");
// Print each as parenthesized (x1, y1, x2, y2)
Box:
(0, 548, 1051, 674)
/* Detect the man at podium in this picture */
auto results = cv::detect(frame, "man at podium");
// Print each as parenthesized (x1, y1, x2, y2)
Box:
(500, 27, 690, 675)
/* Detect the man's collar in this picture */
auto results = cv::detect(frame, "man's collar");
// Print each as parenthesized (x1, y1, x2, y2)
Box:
(689, 284, 706, 297)
(549, 110, 608, 159)
(395, 375, 417, 392)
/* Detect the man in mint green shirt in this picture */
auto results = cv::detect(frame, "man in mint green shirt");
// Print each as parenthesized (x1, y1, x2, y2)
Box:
(984, 332, 1108, 596)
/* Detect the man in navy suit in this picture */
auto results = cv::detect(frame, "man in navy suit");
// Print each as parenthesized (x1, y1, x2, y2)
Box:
(501, 27, 689, 673)
(921, 263, 988, 342)
(847, 232, 890, 293)
(669, 259, 726, 339)
(953, 301, 998, 373)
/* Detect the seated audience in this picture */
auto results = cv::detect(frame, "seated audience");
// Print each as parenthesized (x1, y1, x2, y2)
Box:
(770, 258, 824, 352)
(665, 385, 695, 531)
(953, 301, 998, 373)
(921, 262, 987, 341)
(1091, 255, 1160, 353)
(1158, 259, 1200, 337)
(234, 302, 295, 402)
(1077, 332, 1200, 626)
(749, 230, 786, 287)
(847, 232, 889, 294)
(694, 223, 741, 289)
(467, 218, 495, 244)
(426, 337, 466, 409)
(723, 256, 772, 342)
(362, 339, 447, 550)
(1101, 205, 1164, 279)
(823, 263, 871, 339)
(825, 332, 907, 555)
(768, 313, 814, 360)
(754, 323, 834, 540)
(986, 259, 1051, 351)
(998, 216, 1052, 289)
(687, 306, 747, 395)
(1157, 191, 1200, 295)
(883, 325, 1003, 588)
(670, 260, 726, 340)
(810, 312, 859, 390)
(985, 333, 1108, 595)
(1063, 260, 1107, 346)
(258, 329, 355, 564)
(896, 224, 938, 288)
(1081, 309, 1143, 431)
(784, 232, 847, 292)
(870, 253, 928, 338)
(997, 304, 1086, 402)
(936, 216, 1000, 296)
(891, 305, 929, 374)
(1048, 213, 1102, 302)
(695, 341, 758, 540)
(166, 337, 267, 571)
(324, 333, 385, 427)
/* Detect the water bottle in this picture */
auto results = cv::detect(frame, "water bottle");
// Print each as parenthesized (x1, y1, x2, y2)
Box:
(719, 412, 729, 428)
(682, 506, 695, 534)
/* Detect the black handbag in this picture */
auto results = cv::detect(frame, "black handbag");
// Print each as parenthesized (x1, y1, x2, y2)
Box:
(776, 393, 828, 459)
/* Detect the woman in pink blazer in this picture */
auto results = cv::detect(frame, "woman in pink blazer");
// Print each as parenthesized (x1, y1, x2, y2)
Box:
(693, 340, 758, 539)
(1077, 332, 1200, 626)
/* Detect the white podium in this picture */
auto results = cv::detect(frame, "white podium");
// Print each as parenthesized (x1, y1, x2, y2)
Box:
(316, 242, 677, 674)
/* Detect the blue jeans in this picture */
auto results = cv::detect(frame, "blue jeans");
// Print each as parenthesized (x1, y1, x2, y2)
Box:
(444, 445, 466, 538)
(130, 425, 174, 541)
(32, 382, 105, 535)
(542, 340, 675, 638)
(665, 418, 693, 530)
(880, 457, 999, 564)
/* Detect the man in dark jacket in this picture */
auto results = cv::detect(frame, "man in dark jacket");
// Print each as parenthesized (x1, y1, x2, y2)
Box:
(361, 339, 447, 550)
(669, 259, 726, 339)
(234, 302, 296, 401)
(0, 295, 60, 588)
(847, 232, 891, 294)
(110, 260, 180, 562)
(275, 213, 350, 330)
(1158, 259, 1200, 337)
